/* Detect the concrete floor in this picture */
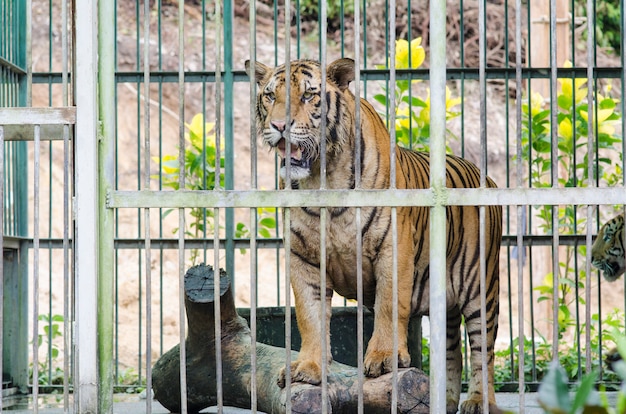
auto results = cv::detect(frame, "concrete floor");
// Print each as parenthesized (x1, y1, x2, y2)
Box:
(1, 392, 553, 413)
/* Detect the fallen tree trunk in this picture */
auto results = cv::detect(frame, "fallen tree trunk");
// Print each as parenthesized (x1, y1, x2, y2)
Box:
(152, 264, 430, 413)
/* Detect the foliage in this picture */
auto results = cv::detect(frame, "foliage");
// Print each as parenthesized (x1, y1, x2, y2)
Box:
(537, 333, 626, 413)
(519, 60, 623, 390)
(492, 309, 624, 390)
(30, 314, 65, 390)
(574, 0, 621, 55)
(298, 0, 355, 23)
(374, 38, 461, 151)
(154, 113, 277, 263)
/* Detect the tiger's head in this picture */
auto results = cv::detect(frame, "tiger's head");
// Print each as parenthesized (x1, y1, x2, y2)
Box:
(592, 214, 625, 282)
(245, 58, 355, 181)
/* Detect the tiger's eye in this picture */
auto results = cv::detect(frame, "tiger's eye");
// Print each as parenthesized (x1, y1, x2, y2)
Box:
(302, 91, 313, 101)
(265, 91, 275, 102)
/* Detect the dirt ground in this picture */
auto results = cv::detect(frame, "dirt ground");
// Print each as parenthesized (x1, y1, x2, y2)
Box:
(25, 0, 625, 378)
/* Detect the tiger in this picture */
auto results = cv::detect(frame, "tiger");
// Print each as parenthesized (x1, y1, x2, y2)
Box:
(592, 213, 625, 282)
(246, 57, 503, 414)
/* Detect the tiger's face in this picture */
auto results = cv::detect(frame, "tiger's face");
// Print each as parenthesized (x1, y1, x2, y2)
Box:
(245, 59, 355, 181)
(592, 214, 625, 281)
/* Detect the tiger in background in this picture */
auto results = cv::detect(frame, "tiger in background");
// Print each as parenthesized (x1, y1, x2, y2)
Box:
(246, 57, 503, 414)
(592, 213, 625, 282)
(592, 213, 626, 370)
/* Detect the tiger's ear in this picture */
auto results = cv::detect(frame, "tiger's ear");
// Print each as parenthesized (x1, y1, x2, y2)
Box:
(245, 60, 271, 86)
(327, 58, 355, 91)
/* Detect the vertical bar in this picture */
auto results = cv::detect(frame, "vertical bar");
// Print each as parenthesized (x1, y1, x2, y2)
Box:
(177, 1, 188, 412)
(353, 0, 364, 411)
(477, 0, 489, 411)
(98, 0, 116, 410)
(515, 0, 525, 408)
(283, 0, 293, 410)
(142, 0, 153, 411)
(549, 0, 560, 358)
(0, 125, 4, 413)
(429, 0, 448, 413)
(61, 0, 71, 410)
(248, 1, 258, 411)
(223, 0, 235, 284)
(75, 0, 99, 411)
(387, 1, 398, 410)
(214, 0, 224, 411)
(318, 2, 330, 413)
(32, 125, 41, 414)
(584, 0, 595, 375)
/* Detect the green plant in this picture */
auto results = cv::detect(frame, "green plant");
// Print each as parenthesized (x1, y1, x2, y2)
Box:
(374, 37, 461, 151)
(154, 113, 277, 263)
(574, 0, 621, 56)
(30, 314, 66, 390)
(298, 0, 355, 23)
(520, 60, 623, 381)
(538, 332, 626, 413)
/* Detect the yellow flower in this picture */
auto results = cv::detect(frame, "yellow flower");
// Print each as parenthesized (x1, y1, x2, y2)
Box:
(558, 60, 587, 104)
(395, 106, 412, 130)
(395, 37, 425, 69)
(529, 92, 545, 117)
(558, 118, 573, 140)
(445, 86, 461, 111)
(152, 154, 179, 175)
(580, 108, 616, 136)
(185, 113, 216, 149)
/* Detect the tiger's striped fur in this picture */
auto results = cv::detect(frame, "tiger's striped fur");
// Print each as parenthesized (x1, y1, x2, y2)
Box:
(246, 58, 503, 414)
(592, 213, 625, 282)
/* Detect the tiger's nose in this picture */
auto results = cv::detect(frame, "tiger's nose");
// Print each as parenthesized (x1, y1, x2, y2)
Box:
(271, 120, 286, 132)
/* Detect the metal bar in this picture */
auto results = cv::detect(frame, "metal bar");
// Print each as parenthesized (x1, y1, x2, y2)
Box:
(32, 124, 40, 414)
(142, 0, 153, 412)
(429, 0, 448, 412)
(387, 0, 398, 410)
(177, 0, 188, 412)
(213, 0, 224, 411)
(584, 0, 596, 375)
(549, 0, 560, 360)
(477, 0, 489, 409)
(1, 124, 75, 141)
(98, 0, 116, 410)
(515, 0, 525, 408)
(0, 125, 4, 413)
(353, 0, 364, 411)
(108, 187, 626, 209)
(248, 0, 258, 411)
(6, 232, 597, 250)
(74, 0, 99, 411)
(0, 107, 76, 124)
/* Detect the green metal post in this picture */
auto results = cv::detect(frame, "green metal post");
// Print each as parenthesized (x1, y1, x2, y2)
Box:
(224, 1, 235, 282)
(98, 0, 116, 411)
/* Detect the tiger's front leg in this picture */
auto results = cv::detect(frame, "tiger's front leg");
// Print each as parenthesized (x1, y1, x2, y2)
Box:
(277, 253, 333, 388)
(363, 238, 413, 377)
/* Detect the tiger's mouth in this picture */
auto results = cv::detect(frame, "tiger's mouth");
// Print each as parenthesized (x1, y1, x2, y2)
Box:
(276, 138, 311, 171)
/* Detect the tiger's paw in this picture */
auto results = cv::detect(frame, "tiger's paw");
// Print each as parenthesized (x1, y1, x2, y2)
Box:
(363, 348, 411, 378)
(277, 360, 322, 388)
(459, 398, 502, 414)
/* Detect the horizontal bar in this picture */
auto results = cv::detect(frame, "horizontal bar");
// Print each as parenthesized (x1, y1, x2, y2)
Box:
(108, 189, 434, 208)
(0, 107, 76, 125)
(108, 187, 626, 209)
(2, 234, 601, 250)
(32, 66, 625, 85)
(0, 56, 27, 75)
(2, 124, 74, 141)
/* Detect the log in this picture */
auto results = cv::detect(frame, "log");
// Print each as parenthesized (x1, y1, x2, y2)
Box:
(152, 264, 430, 413)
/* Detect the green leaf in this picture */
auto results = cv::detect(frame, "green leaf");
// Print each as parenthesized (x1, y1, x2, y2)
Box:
(260, 217, 277, 229)
(537, 361, 571, 413)
(373, 94, 388, 106)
